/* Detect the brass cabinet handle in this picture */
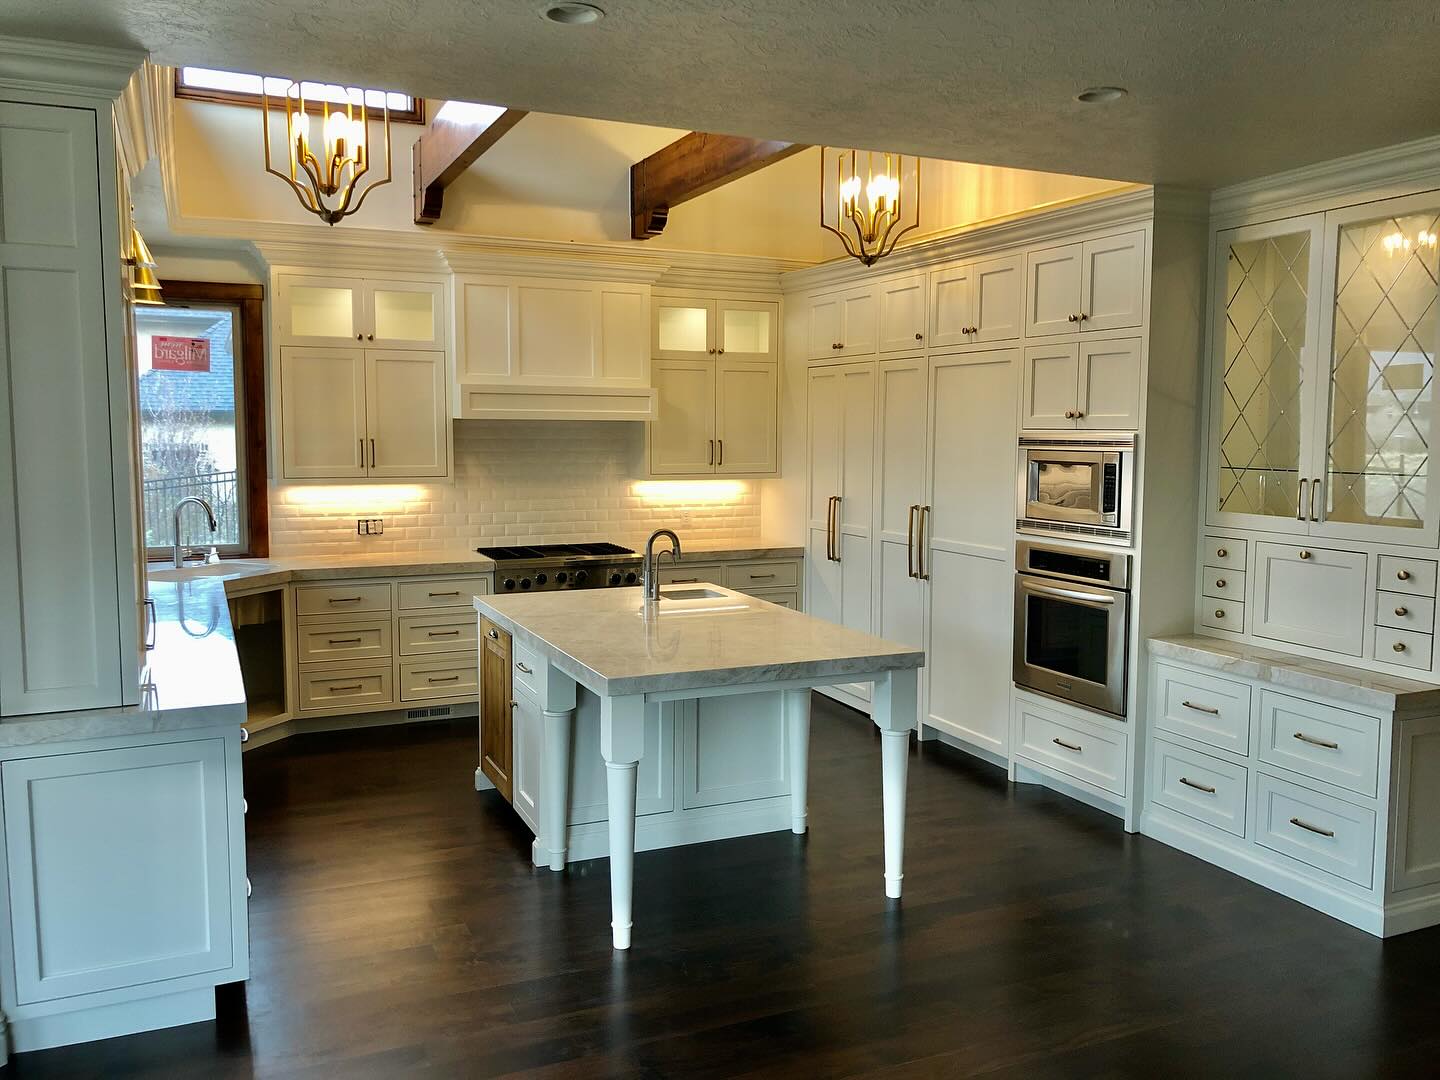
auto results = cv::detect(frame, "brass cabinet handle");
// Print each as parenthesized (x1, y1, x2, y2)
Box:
(367, 333, 374, 341)
(1179, 777, 1217, 794)
(429, 590, 461, 597)
(515, 661, 533, 674)
(357, 333, 364, 340)
(1396, 606, 1409, 617)
(427, 674, 460, 683)
(918, 505, 931, 580)
(427, 629, 461, 637)
(1393, 641, 1407, 653)
(1290, 816, 1335, 838)
(1074, 410, 1085, 419)
(329, 596, 363, 603)
(1298, 550, 1311, 560)
(1052, 737, 1083, 752)
(671, 577, 700, 584)
(369, 438, 376, 468)
(1294, 731, 1340, 750)
(1215, 578, 1227, 588)
(717, 439, 724, 467)
(717, 347, 724, 355)
(327, 636, 363, 645)
(1064, 409, 1076, 419)
(1216, 547, 1228, 558)
(968, 325, 978, 334)
(906, 504, 917, 579)
(1309, 477, 1320, 522)
(487, 628, 499, 640)
(749, 572, 777, 580)
(1182, 700, 1220, 715)
(329, 683, 363, 692)
(1214, 609, 1225, 619)
(1296, 478, 1308, 521)
(1397, 569, 1412, 581)
(1078, 312, 1089, 321)
(709, 439, 715, 466)
(1067, 313, 1079, 323)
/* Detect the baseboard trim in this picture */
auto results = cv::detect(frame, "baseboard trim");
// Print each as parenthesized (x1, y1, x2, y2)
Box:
(243, 703, 478, 751)
(8, 986, 215, 1054)
(1012, 757, 1126, 819)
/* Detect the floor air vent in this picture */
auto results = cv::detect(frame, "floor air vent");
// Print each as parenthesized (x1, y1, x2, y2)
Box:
(406, 705, 454, 720)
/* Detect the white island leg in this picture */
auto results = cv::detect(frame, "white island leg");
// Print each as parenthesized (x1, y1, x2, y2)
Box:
(784, 689, 812, 834)
(600, 694, 647, 950)
(540, 707, 574, 871)
(871, 668, 918, 899)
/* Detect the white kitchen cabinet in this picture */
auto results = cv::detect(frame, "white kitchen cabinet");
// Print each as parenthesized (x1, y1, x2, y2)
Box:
(0, 100, 140, 716)
(1025, 244, 1084, 336)
(680, 694, 790, 807)
(653, 296, 713, 360)
(930, 253, 1023, 348)
(1251, 542, 1368, 655)
(511, 690, 542, 833)
(1025, 231, 1145, 337)
(1021, 343, 1081, 429)
(1021, 337, 1142, 431)
(649, 361, 716, 475)
(875, 357, 929, 677)
(274, 274, 445, 349)
(803, 286, 877, 360)
(278, 346, 448, 480)
(648, 359, 776, 477)
(715, 361, 778, 474)
(718, 300, 778, 362)
(877, 275, 927, 353)
(653, 296, 778, 362)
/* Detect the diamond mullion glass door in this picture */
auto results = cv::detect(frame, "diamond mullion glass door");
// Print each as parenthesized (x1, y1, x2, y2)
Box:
(1311, 193, 1440, 546)
(1207, 215, 1326, 533)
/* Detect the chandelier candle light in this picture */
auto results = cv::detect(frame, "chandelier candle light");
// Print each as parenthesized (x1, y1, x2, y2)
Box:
(820, 147, 920, 267)
(261, 80, 392, 225)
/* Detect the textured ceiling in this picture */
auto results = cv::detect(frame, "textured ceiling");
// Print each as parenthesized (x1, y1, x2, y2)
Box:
(8, 0, 1440, 188)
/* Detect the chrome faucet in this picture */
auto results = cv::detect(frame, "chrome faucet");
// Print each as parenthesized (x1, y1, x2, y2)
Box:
(172, 496, 218, 568)
(642, 529, 682, 602)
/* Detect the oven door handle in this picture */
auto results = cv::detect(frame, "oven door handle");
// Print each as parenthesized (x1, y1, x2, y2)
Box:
(1020, 580, 1118, 605)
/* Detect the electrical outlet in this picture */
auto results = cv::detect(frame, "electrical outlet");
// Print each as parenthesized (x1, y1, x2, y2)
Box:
(357, 518, 384, 535)
(679, 508, 693, 525)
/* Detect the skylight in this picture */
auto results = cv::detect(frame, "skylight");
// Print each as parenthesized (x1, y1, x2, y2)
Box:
(175, 67, 424, 123)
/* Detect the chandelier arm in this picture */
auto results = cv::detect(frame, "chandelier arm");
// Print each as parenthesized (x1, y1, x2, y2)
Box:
(819, 221, 863, 262)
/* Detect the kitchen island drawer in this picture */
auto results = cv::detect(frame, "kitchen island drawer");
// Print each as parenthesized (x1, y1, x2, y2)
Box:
(1015, 699, 1127, 796)
(399, 613, 478, 656)
(401, 656, 479, 701)
(298, 663, 393, 711)
(1153, 662, 1251, 755)
(1150, 738, 1248, 838)
(512, 638, 542, 698)
(398, 575, 490, 611)
(1257, 690, 1380, 796)
(724, 560, 800, 590)
(296, 618, 391, 664)
(748, 587, 800, 609)
(660, 563, 721, 586)
(296, 582, 392, 616)
(1255, 772, 1377, 888)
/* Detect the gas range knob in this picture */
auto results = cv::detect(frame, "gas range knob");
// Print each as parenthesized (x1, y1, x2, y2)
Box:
(624, 571, 638, 585)
(519, 578, 533, 590)
(608, 572, 623, 586)
(535, 573, 548, 586)
(573, 570, 589, 586)
(555, 571, 568, 585)
(503, 578, 517, 591)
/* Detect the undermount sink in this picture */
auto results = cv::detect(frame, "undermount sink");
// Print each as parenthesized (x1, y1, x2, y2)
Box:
(660, 587, 727, 601)
(639, 584, 751, 616)
(147, 563, 245, 582)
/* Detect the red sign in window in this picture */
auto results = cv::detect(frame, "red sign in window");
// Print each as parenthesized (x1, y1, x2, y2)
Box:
(151, 336, 211, 372)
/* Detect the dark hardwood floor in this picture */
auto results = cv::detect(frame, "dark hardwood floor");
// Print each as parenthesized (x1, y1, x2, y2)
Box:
(13, 696, 1440, 1078)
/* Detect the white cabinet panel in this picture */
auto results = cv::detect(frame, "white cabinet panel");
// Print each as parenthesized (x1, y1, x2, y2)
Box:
(929, 262, 972, 349)
(366, 279, 444, 348)
(841, 288, 878, 356)
(653, 297, 713, 360)
(876, 357, 929, 701)
(1080, 231, 1146, 332)
(1078, 337, 1142, 429)
(878, 275, 926, 353)
(1149, 738, 1249, 838)
(1254, 771, 1376, 888)
(274, 274, 364, 345)
(516, 282, 595, 378)
(650, 360, 715, 475)
(1251, 542, 1367, 655)
(717, 300, 777, 363)
(1152, 663, 1252, 756)
(456, 279, 511, 378)
(366, 350, 448, 477)
(1256, 690, 1380, 797)
(681, 693, 790, 807)
(1, 739, 237, 1004)
(1016, 697, 1128, 794)
(599, 287, 649, 379)
(715, 361, 777, 474)
(1025, 243, 1083, 337)
(511, 692, 542, 832)
(279, 346, 367, 479)
(1021, 343, 1080, 430)
(929, 350, 1018, 557)
(804, 293, 844, 359)
(926, 549, 1012, 753)
(971, 254, 1024, 342)
(568, 696, 673, 824)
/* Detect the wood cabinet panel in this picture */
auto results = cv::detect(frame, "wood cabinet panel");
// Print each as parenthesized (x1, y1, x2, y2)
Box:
(480, 618, 513, 801)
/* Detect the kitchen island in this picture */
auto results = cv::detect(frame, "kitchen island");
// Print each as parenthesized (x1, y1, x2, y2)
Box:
(473, 582, 923, 949)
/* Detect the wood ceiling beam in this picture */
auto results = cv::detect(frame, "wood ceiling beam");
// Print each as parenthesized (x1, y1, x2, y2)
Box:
(630, 133, 807, 239)
(413, 104, 528, 225)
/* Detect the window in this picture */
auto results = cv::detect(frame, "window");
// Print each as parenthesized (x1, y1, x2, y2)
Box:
(135, 282, 269, 559)
(174, 67, 425, 124)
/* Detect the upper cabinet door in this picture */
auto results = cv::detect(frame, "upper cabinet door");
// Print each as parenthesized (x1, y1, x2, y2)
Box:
(1021, 343, 1080, 429)
(279, 346, 367, 479)
(365, 280, 445, 349)
(1312, 193, 1440, 547)
(1207, 215, 1325, 534)
(716, 300, 778, 363)
(365, 350, 448, 478)
(1025, 243, 1083, 337)
(1077, 337, 1143, 430)
(877, 275, 927, 353)
(653, 297, 715, 360)
(650, 360, 716, 475)
(714, 360, 778, 474)
(274, 275, 365, 346)
(804, 294, 845, 359)
(971, 254, 1024, 343)
(1080, 231, 1146, 332)
(929, 262, 974, 349)
(840, 287, 879, 356)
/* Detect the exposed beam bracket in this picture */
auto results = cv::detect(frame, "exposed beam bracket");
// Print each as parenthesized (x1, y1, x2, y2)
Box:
(413, 103, 527, 225)
(630, 133, 806, 240)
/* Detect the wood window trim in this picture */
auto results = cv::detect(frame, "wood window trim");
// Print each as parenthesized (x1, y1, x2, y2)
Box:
(153, 279, 270, 559)
(173, 70, 426, 124)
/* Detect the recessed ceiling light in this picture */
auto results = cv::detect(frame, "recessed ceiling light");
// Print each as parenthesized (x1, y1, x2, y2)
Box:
(1076, 86, 1127, 104)
(542, 2, 605, 24)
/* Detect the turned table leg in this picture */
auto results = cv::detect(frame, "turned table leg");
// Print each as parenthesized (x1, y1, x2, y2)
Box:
(871, 668, 918, 899)
(600, 694, 647, 950)
(785, 688, 811, 834)
(540, 707, 573, 871)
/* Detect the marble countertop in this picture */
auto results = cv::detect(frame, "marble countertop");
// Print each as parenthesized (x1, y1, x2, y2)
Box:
(475, 583, 921, 698)
(0, 577, 246, 749)
(1149, 634, 1440, 713)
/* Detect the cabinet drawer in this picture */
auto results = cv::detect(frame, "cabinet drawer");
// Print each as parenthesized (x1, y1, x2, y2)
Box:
(1375, 627, 1433, 670)
(1254, 772, 1377, 888)
(1378, 555, 1437, 598)
(1377, 591, 1435, 631)
(1200, 599, 1243, 633)
(660, 563, 721, 586)
(398, 613, 478, 656)
(747, 587, 800, 609)
(1016, 701, 1127, 795)
(400, 656, 479, 701)
(1203, 537, 1246, 571)
(296, 618, 391, 664)
(298, 663, 393, 711)
(724, 560, 801, 590)
(1201, 568, 1245, 602)
(1256, 690, 1380, 797)
(1252, 543, 1366, 655)
(1150, 738, 1248, 838)
(512, 638, 542, 698)
(397, 575, 490, 611)
(295, 582, 392, 617)
(1153, 663, 1251, 755)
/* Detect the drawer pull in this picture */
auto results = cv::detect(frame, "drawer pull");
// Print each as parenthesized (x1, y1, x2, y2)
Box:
(329, 683, 363, 692)
(1294, 731, 1340, 750)
(428, 590, 461, 597)
(515, 661, 533, 674)
(1179, 776, 1217, 794)
(671, 577, 700, 584)
(427, 629, 461, 637)
(328, 596, 363, 604)
(427, 674, 461, 683)
(240, 726, 249, 744)
(1215, 578, 1226, 588)
(1214, 609, 1225, 619)
(327, 636, 363, 645)
(1396, 606, 1409, 617)
(1052, 737, 1083, 753)
(749, 572, 777, 580)
(1397, 569, 1412, 581)
(1299, 550, 1311, 560)
(487, 628, 499, 640)
(1182, 700, 1220, 715)
(1216, 547, 1228, 558)
(1289, 816, 1336, 838)
(1393, 641, 1407, 653)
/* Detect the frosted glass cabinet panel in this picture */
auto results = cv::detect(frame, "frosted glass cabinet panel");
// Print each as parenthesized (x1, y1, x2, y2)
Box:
(654, 299, 713, 359)
(280, 279, 362, 342)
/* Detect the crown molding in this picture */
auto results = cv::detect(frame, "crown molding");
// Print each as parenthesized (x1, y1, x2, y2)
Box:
(655, 249, 806, 295)
(441, 236, 670, 284)
(0, 35, 144, 98)
(1210, 134, 1440, 226)
(780, 186, 1154, 293)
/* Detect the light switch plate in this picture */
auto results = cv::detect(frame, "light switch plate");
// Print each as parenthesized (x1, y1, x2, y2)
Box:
(357, 518, 384, 535)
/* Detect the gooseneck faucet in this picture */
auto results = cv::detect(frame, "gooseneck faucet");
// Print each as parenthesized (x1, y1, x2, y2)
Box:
(172, 496, 218, 568)
(642, 529, 682, 602)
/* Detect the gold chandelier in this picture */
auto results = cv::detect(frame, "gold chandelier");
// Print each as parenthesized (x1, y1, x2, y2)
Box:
(261, 79, 392, 225)
(820, 148, 920, 267)
(128, 226, 163, 306)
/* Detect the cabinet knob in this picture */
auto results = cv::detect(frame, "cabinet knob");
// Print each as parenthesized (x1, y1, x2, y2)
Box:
(1396, 606, 1409, 617)
(1074, 410, 1085, 418)
(1216, 547, 1228, 558)
(1214, 609, 1225, 619)
(1216, 578, 1226, 588)
(1067, 313, 1079, 323)
(1394, 641, 1407, 653)
(1079, 312, 1089, 321)
(969, 326, 979, 334)
(356, 333, 364, 340)
(915, 332, 923, 340)
(366, 333, 374, 341)
(1299, 550, 1311, 560)
(1397, 569, 1412, 581)
(832, 342, 842, 350)
(1064, 409, 1076, 418)
(717, 347, 724, 354)
(708, 347, 716, 354)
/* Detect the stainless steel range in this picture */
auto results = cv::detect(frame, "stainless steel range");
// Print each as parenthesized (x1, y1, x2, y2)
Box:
(476, 542, 642, 593)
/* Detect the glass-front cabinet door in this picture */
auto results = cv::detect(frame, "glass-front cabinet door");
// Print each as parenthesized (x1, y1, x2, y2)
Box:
(1312, 193, 1440, 546)
(1208, 215, 1325, 533)
(653, 297, 715, 360)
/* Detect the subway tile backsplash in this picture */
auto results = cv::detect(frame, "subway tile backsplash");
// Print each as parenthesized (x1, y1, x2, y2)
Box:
(269, 420, 763, 556)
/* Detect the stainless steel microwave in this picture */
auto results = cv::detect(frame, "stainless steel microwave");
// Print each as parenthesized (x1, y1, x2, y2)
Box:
(1017, 434, 1135, 542)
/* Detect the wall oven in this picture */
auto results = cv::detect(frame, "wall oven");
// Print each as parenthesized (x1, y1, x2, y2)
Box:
(1013, 540, 1131, 718)
(1017, 434, 1134, 542)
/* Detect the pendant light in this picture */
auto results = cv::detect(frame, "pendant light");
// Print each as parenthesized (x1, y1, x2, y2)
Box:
(261, 79, 392, 225)
(820, 148, 920, 267)
(129, 225, 163, 306)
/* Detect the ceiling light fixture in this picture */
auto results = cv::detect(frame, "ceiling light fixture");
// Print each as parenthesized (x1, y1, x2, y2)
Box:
(542, 2, 606, 24)
(819, 147, 920, 268)
(128, 226, 164, 306)
(1076, 86, 1127, 104)
(260, 79, 392, 225)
